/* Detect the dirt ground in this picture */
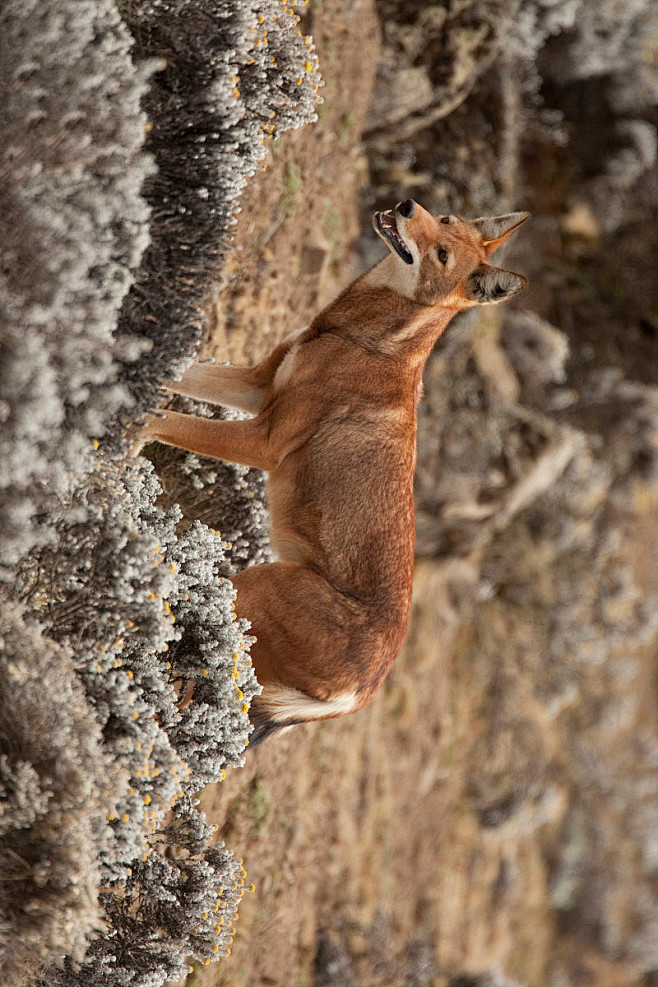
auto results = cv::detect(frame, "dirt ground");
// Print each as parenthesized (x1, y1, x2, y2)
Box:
(177, 3, 467, 985)
(172, 2, 654, 986)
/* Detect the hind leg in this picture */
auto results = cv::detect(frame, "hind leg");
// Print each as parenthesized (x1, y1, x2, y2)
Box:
(232, 562, 361, 735)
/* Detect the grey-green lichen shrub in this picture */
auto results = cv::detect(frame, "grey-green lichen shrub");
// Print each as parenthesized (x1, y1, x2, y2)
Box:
(45, 796, 249, 987)
(2, 1, 323, 982)
(0, 595, 112, 987)
(0, 0, 154, 571)
(166, 519, 260, 785)
(17, 456, 259, 876)
(17, 454, 260, 984)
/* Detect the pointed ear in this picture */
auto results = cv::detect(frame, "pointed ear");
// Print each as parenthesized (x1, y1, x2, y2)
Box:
(470, 211, 530, 255)
(464, 264, 527, 305)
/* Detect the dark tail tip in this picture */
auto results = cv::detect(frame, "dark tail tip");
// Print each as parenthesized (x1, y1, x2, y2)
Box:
(247, 717, 300, 749)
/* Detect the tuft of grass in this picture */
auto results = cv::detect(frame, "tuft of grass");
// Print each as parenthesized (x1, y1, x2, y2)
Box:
(336, 110, 356, 145)
(248, 774, 274, 839)
(282, 160, 303, 215)
(186, 962, 202, 987)
(324, 204, 343, 241)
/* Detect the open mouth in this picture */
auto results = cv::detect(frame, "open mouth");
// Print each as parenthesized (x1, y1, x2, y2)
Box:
(375, 210, 413, 264)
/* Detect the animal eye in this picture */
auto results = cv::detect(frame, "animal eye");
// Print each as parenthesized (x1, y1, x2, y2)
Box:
(440, 216, 451, 225)
(437, 247, 449, 264)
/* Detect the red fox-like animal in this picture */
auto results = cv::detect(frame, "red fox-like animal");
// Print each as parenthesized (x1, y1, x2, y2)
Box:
(134, 199, 529, 743)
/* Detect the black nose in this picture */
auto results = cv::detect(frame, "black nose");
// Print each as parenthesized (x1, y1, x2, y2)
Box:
(398, 198, 415, 219)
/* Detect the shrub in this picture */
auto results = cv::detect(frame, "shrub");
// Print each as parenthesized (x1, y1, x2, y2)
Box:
(2, 1, 322, 983)
(0, 596, 109, 986)
(15, 453, 260, 983)
(0, 0, 154, 571)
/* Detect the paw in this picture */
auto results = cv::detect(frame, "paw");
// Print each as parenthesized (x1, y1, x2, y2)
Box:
(125, 410, 165, 458)
(125, 416, 152, 459)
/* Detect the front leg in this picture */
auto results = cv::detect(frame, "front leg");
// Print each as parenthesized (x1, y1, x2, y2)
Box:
(135, 409, 276, 471)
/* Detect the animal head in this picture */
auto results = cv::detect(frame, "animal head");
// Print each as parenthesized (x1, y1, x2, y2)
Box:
(371, 199, 529, 308)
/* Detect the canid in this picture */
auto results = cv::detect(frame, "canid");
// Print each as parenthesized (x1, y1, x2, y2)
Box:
(134, 199, 528, 743)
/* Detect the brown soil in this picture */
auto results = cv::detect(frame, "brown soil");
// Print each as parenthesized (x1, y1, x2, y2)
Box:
(183, 3, 443, 984)
(182, 3, 546, 985)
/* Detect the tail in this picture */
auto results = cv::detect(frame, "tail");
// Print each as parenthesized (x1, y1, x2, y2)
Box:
(246, 684, 359, 749)
(247, 717, 299, 749)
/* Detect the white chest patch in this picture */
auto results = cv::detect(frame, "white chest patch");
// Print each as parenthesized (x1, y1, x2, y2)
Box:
(364, 251, 420, 300)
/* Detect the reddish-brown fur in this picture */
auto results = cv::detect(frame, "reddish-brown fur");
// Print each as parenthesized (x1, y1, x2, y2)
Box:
(132, 200, 528, 741)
